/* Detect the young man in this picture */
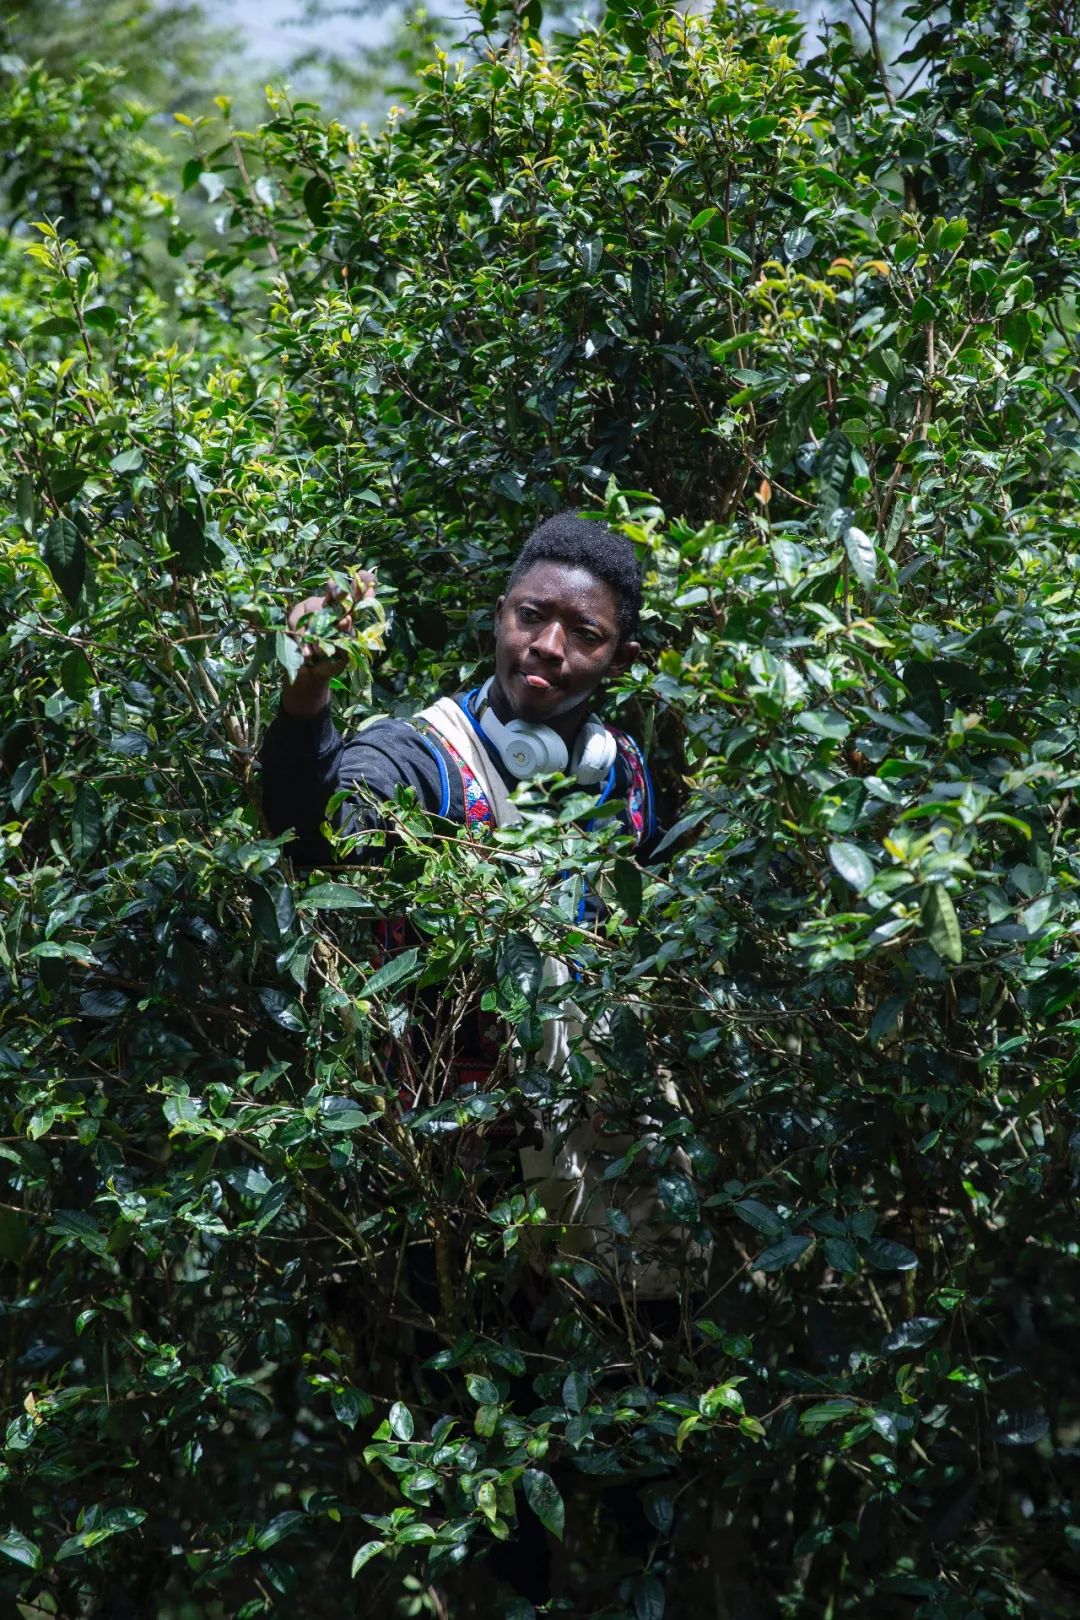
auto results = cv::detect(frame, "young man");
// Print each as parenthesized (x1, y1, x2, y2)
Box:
(259, 511, 697, 1295)
(259, 511, 656, 863)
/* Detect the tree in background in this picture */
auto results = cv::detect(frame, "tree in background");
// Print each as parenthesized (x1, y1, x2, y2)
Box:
(2, 1, 1080, 1616)
(281, 2, 453, 123)
(0, 0, 239, 266)
(0, 0, 234, 109)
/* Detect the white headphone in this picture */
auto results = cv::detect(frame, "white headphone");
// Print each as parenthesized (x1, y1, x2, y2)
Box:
(472, 678, 617, 785)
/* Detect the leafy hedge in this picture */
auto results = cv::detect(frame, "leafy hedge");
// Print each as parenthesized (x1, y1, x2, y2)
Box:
(3, 2, 1080, 1615)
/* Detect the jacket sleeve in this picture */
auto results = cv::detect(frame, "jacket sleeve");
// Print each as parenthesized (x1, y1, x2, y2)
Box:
(258, 705, 460, 867)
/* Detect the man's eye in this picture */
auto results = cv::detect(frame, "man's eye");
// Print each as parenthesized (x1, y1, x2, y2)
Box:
(519, 607, 542, 623)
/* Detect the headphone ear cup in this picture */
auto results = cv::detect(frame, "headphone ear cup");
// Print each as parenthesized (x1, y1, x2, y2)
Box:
(501, 721, 568, 779)
(572, 720, 617, 785)
(535, 725, 569, 776)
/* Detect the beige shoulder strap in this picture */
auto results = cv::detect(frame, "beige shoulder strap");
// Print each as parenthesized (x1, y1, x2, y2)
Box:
(413, 695, 521, 828)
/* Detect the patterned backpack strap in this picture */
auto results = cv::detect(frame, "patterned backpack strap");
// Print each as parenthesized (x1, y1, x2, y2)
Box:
(606, 728, 655, 850)
(412, 719, 496, 839)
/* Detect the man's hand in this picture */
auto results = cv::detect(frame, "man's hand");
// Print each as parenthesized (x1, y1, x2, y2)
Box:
(281, 570, 376, 717)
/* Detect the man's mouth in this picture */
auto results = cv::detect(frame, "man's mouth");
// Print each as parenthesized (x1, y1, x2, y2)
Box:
(521, 672, 557, 691)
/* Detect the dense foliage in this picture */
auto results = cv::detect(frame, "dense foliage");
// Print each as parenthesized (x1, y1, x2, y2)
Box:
(3, 1, 1080, 1614)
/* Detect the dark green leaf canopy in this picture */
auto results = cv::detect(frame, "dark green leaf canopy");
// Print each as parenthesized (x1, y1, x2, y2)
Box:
(2, 0, 1079, 1615)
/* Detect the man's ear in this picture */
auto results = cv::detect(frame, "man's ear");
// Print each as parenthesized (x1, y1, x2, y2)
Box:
(609, 638, 641, 677)
(494, 593, 505, 629)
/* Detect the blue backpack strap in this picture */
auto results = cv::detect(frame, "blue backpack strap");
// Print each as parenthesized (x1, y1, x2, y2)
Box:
(405, 723, 452, 817)
(412, 718, 495, 837)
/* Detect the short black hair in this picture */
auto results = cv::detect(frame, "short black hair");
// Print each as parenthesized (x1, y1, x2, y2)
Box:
(507, 511, 643, 641)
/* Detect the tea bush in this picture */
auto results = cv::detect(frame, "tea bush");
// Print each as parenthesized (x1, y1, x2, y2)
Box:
(2, 2, 1080, 1615)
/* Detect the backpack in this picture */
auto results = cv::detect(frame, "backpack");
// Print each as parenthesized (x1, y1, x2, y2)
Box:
(412, 718, 655, 849)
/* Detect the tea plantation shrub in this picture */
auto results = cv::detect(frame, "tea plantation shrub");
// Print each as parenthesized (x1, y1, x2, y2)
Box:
(2, 1, 1080, 1615)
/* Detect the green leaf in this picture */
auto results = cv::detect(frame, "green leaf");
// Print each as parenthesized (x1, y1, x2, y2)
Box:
(922, 884, 963, 964)
(255, 1510, 305, 1550)
(43, 516, 85, 605)
(843, 524, 877, 587)
(801, 1399, 859, 1434)
(782, 226, 814, 262)
(466, 1374, 500, 1406)
(863, 1238, 919, 1271)
(871, 1410, 898, 1445)
(253, 1181, 289, 1234)
(1003, 309, 1032, 357)
(303, 174, 334, 225)
(633, 1573, 665, 1620)
(84, 304, 119, 332)
(253, 987, 303, 1032)
(397, 1519, 436, 1540)
(299, 882, 368, 911)
(882, 1317, 942, 1354)
(60, 647, 94, 700)
(797, 708, 849, 740)
(492, 469, 525, 503)
(562, 1370, 588, 1413)
(823, 1237, 859, 1273)
(641, 1488, 674, 1535)
(733, 1199, 786, 1239)
(993, 1411, 1049, 1447)
(79, 989, 129, 1020)
(767, 377, 821, 470)
(870, 994, 906, 1046)
(389, 1402, 414, 1440)
(319, 1097, 367, 1132)
(939, 216, 968, 250)
(351, 1539, 387, 1576)
(516, 1007, 544, 1053)
(331, 1387, 369, 1429)
(522, 1469, 564, 1540)
(828, 840, 874, 892)
(755, 1234, 812, 1272)
(475, 1403, 499, 1437)
(72, 785, 103, 861)
(360, 947, 421, 999)
(747, 114, 779, 140)
(32, 315, 79, 337)
(0, 1528, 42, 1571)
(612, 857, 643, 919)
(657, 1171, 699, 1223)
(497, 931, 542, 1002)
(605, 1004, 646, 1083)
(579, 234, 604, 273)
(274, 629, 304, 683)
(47, 1209, 107, 1253)
(9, 760, 41, 813)
(817, 429, 852, 522)
(110, 446, 144, 474)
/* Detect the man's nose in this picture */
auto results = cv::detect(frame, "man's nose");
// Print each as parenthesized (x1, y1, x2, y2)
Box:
(531, 620, 566, 660)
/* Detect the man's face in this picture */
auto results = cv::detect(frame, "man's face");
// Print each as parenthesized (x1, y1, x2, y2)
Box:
(493, 561, 638, 727)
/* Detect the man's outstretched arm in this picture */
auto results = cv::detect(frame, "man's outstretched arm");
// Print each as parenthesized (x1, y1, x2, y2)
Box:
(258, 576, 459, 865)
